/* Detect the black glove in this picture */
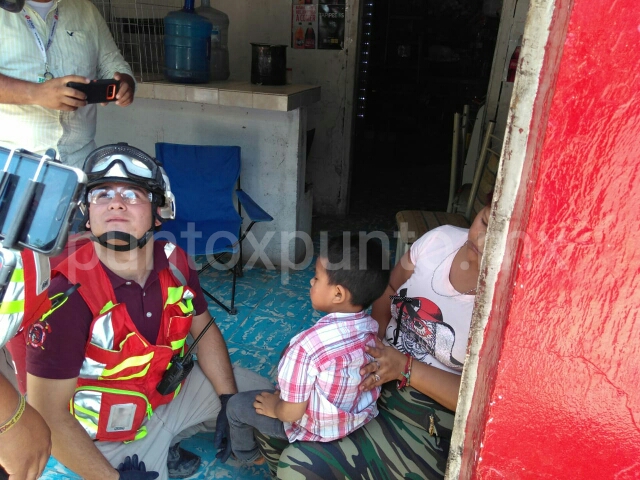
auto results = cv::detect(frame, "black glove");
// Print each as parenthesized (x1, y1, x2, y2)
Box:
(213, 393, 234, 463)
(117, 454, 159, 480)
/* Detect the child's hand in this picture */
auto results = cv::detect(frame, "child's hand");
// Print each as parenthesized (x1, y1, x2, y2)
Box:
(254, 391, 280, 419)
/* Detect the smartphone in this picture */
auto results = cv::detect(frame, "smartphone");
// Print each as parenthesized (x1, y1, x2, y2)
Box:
(67, 79, 120, 104)
(0, 147, 87, 256)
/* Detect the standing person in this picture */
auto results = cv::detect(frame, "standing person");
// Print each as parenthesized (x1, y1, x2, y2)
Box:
(225, 235, 389, 465)
(256, 205, 492, 479)
(24, 143, 272, 480)
(0, 0, 135, 168)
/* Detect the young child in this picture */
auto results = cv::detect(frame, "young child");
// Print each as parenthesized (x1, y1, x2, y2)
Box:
(224, 234, 390, 465)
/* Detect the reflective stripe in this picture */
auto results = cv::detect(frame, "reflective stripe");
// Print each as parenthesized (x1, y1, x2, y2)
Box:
(80, 356, 108, 379)
(100, 301, 115, 315)
(164, 242, 177, 258)
(10, 268, 24, 282)
(170, 338, 186, 351)
(91, 312, 115, 350)
(165, 286, 193, 313)
(0, 299, 24, 314)
(101, 353, 154, 378)
(101, 364, 150, 381)
(73, 390, 101, 439)
(124, 425, 148, 443)
(164, 242, 189, 287)
(0, 260, 25, 346)
(165, 286, 184, 306)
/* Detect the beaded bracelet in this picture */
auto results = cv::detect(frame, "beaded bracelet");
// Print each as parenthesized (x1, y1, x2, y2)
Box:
(397, 353, 413, 390)
(0, 394, 26, 435)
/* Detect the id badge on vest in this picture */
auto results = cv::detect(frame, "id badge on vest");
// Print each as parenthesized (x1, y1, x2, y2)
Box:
(106, 403, 136, 433)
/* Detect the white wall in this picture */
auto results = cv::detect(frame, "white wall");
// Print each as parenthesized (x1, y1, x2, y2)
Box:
(199, 0, 360, 215)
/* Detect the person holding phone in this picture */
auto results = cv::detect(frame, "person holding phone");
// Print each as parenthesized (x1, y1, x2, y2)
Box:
(23, 144, 272, 480)
(0, 0, 135, 169)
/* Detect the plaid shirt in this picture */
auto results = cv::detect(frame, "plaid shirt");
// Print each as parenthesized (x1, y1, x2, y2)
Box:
(277, 311, 381, 442)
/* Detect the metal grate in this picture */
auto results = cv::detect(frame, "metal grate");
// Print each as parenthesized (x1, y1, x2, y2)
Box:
(91, 0, 183, 82)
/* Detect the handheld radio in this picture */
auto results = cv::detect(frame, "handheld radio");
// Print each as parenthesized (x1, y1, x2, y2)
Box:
(156, 315, 217, 395)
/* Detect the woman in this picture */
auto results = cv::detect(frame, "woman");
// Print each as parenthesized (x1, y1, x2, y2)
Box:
(256, 205, 491, 480)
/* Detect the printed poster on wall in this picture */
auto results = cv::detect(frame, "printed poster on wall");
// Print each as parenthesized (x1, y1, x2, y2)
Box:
(318, 5, 345, 50)
(292, 4, 318, 49)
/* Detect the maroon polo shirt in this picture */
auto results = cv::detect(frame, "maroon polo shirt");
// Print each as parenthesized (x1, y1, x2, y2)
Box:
(26, 242, 208, 380)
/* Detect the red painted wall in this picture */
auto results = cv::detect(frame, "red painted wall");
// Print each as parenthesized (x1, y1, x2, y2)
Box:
(474, 0, 640, 477)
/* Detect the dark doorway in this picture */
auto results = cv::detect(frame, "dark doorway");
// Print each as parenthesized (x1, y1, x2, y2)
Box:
(349, 0, 498, 218)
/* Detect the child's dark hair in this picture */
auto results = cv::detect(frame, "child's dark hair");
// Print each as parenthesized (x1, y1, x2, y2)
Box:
(321, 234, 390, 309)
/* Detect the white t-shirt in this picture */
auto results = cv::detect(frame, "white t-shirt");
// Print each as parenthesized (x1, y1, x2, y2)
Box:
(383, 225, 475, 375)
(26, 0, 54, 20)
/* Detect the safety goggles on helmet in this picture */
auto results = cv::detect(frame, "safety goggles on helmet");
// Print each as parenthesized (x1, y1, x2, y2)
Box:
(83, 143, 164, 200)
(87, 185, 154, 206)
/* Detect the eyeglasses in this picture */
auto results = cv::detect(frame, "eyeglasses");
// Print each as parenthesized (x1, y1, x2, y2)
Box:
(88, 186, 153, 205)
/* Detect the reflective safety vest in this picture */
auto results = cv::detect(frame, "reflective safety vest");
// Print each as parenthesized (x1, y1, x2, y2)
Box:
(54, 241, 195, 443)
(0, 248, 51, 348)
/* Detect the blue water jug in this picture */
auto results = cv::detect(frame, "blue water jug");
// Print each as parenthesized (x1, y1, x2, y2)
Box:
(163, 0, 212, 84)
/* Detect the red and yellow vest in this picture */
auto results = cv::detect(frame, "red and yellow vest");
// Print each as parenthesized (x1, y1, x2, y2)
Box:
(53, 241, 195, 443)
(0, 248, 52, 348)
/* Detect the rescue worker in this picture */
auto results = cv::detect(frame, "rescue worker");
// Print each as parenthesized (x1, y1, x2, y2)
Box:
(0, 250, 52, 480)
(23, 143, 272, 480)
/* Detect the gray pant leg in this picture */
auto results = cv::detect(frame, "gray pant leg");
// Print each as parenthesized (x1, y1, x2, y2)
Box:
(226, 389, 287, 463)
(171, 365, 274, 443)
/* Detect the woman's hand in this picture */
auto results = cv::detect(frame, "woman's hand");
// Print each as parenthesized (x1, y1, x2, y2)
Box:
(359, 338, 407, 391)
(0, 401, 51, 480)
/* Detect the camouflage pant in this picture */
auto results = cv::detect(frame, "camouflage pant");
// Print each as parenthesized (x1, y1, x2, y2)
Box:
(255, 382, 454, 479)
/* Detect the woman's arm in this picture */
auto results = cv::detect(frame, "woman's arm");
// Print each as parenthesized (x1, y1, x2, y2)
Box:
(360, 339, 461, 411)
(0, 373, 51, 480)
(370, 251, 415, 337)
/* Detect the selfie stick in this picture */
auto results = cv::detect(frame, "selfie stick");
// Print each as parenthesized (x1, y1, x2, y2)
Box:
(2, 149, 56, 250)
(156, 315, 217, 395)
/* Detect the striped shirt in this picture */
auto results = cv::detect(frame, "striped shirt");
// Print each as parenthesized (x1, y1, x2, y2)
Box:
(277, 310, 381, 442)
(0, 0, 133, 168)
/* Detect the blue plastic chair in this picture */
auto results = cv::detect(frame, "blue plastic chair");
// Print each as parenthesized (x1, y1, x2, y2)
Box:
(155, 143, 273, 315)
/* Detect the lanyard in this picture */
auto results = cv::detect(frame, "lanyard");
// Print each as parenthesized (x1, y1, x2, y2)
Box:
(22, 6, 59, 76)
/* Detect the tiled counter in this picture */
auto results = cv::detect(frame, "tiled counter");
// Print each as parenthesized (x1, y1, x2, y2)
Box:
(135, 80, 321, 112)
(96, 81, 320, 266)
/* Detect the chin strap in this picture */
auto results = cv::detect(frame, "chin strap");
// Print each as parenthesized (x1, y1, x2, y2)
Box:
(90, 230, 154, 251)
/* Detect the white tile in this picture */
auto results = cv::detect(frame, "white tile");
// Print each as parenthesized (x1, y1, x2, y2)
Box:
(252, 93, 287, 111)
(135, 82, 154, 99)
(154, 84, 186, 102)
(186, 87, 219, 105)
(219, 90, 253, 108)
